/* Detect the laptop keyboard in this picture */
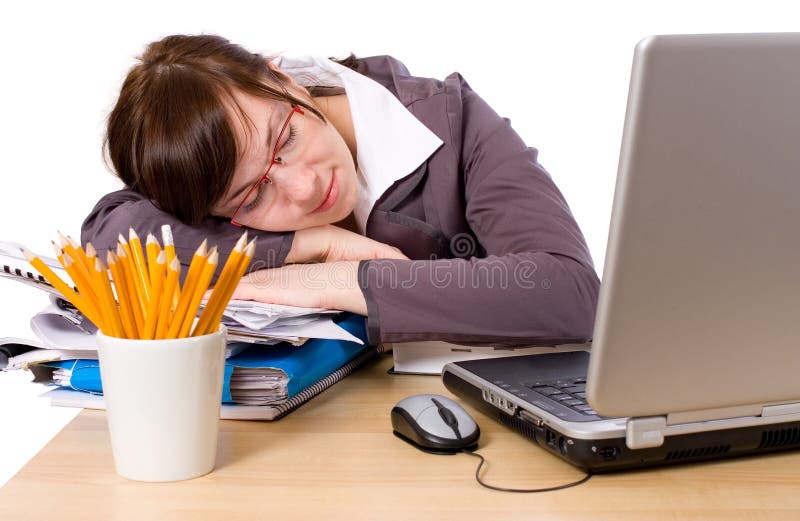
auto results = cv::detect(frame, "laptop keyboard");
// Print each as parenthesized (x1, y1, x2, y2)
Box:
(525, 377, 601, 416)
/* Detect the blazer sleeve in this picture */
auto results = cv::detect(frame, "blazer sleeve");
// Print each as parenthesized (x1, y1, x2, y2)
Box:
(358, 80, 600, 345)
(81, 189, 294, 283)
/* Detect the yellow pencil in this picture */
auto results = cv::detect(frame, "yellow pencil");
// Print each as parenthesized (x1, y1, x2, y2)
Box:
(156, 257, 181, 339)
(57, 233, 94, 290)
(142, 251, 167, 339)
(128, 228, 151, 304)
(180, 248, 218, 337)
(196, 238, 255, 336)
(29, 253, 105, 329)
(146, 233, 161, 287)
(116, 243, 145, 333)
(66, 235, 92, 274)
(161, 224, 180, 310)
(108, 250, 138, 339)
(52, 242, 96, 304)
(94, 258, 124, 338)
(27, 249, 104, 329)
(84, 242, 98, 273)
(118, 234, 147, 317)
(194, 232, 247, 335)
(57, 250, 104, 327)
(165, 239, 208, 339)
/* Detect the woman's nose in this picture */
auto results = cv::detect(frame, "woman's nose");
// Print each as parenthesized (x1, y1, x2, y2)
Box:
(269, 161, 318, 205)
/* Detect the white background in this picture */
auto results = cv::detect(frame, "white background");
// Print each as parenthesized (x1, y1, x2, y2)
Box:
(1, 0, 797, 486)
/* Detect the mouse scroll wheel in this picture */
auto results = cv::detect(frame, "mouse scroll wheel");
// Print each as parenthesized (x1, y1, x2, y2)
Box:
(439, 407, 458, 427)
(431, 398, 461, 438)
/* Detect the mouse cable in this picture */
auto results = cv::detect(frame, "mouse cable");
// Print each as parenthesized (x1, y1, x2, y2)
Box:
(459, 449, 592, 493)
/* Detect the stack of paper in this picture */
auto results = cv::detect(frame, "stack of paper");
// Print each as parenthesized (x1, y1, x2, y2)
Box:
(228, 367, 288, 405)
(217, 301, 363, 345)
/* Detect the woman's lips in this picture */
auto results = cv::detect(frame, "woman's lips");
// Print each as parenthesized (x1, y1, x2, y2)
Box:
(312, 170, 338, 213)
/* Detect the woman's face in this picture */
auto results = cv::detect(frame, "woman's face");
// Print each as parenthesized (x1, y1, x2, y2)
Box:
(211, 87, 359, 231)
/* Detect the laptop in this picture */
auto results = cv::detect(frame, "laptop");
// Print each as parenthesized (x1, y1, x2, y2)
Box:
(442, 33, 800, 472)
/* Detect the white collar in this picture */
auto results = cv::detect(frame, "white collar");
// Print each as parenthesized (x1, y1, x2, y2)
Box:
(271, 55, 443, 233)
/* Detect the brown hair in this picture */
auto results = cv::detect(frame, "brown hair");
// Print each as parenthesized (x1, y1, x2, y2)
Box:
(105, 34, 351, 224)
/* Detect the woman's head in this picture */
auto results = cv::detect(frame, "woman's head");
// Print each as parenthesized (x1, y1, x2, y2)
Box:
(106, 34, 359, 230)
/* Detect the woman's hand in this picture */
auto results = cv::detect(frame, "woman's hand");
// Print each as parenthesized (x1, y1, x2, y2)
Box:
(286, 224, 408, 264)
(228, 261, 368, 315)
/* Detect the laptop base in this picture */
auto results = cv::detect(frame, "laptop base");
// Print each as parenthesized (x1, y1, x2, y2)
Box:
(443, 366, 800, 472)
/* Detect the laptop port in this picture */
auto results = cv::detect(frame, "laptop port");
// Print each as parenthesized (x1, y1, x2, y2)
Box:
(482, 389, 517, 414)
(546, 429, 557, 449)
(598, 446, 618, 460)
(518, 409, 544, 427)
(558, 436, 568, 455)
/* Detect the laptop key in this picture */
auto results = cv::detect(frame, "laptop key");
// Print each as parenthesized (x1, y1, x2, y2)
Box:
(551, 393, 571, 401)
(564, 399, 584, 406)
(530, 386, 561, 396)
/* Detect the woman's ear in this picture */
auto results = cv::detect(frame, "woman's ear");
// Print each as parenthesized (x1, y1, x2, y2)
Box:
(267, 59, 306, 94)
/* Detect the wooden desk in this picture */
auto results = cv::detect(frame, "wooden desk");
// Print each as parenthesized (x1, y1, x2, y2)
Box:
(2, 353, 799, 521)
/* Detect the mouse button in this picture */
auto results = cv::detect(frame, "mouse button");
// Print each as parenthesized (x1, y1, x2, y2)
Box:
(395, 396, 437, 417)
(416, 407, 460, 440)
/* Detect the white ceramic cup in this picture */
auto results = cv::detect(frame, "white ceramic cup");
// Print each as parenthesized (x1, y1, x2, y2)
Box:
(96, 327, 226, 482)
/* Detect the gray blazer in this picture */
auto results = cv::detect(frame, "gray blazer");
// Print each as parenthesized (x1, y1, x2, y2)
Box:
(82, 55, 600, 346)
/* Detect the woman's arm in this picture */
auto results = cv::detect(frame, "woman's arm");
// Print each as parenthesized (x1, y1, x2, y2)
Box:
(81, 190, 293, 283)
(81, 191, 406, 282)
(228, 261, 367, 315)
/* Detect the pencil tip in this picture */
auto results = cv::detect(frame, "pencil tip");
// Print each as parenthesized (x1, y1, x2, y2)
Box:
(235, 231, 248, 250)
(129, 228, 139, 240)
(56, 231, 69, 247)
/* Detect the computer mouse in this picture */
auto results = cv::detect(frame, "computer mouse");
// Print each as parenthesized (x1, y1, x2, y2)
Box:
(391, 394, 480, 454)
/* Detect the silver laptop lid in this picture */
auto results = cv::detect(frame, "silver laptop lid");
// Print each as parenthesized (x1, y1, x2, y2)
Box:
(587, 33, 800, 418)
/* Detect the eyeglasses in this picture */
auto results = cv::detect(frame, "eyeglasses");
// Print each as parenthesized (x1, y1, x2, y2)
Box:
(231, 105, 305, 227)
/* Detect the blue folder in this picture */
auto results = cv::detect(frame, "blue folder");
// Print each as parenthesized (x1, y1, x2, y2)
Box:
(44, 313, 369, 403)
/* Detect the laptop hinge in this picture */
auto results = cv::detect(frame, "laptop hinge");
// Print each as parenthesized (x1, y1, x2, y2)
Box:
(626, 416, 667, 449)
(762, 402, 800, 417)
(626, 403, 800, 450)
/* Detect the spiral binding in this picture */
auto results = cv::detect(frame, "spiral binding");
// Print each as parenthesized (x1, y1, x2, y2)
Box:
(273, 344, 386, 420)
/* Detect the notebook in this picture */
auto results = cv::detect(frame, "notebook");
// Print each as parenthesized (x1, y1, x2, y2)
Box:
(443, 33, 800, 472)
